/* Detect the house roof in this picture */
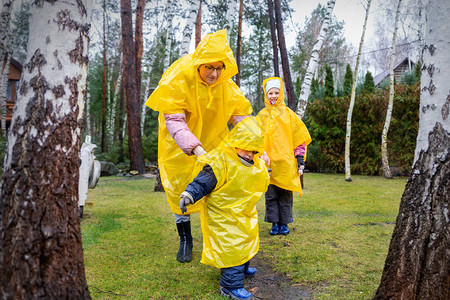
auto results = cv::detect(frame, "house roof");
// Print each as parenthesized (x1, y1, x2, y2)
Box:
(373, 57, 414, 86)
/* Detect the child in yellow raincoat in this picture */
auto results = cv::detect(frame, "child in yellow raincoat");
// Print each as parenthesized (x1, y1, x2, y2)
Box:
(145, 29, 252, 263)
(256, 77, 312, 236)
(179, 117, 270, 300)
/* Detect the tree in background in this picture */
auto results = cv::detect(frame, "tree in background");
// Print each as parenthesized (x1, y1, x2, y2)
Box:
(235, 0, 244, 86)
(381, 0, 403, 179)
(120, 0, 145, 174)
(344, 0, 372, 182)
(180, 0, 201, 56)
(273, 0, 296, 110)
(363, 71, 375, 93)
(343, 63, 352, 96)
(267, 0, 279, 77)
(324, 64, 334, 97)
(376, 0, 449, 297)
(0, 0, 91, 296)
(296, 0, 336, 118)
(10, 0, 30, 64)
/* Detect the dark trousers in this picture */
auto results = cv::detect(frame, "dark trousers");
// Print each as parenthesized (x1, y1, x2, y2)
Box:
(264, 184, 293, 224)
(220, 261, 250, 289)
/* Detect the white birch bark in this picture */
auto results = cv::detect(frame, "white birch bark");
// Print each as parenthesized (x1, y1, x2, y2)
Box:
(296, 0, 336, 118)
(344, 0, 372, 181)
(141, 63, 152, 136)
(0, 0, 91, 295)
(375, 1, 449, 297)
(85, 87, 91, 136)
(415, 0, 450, 161)
(111, 47, 122, 141)
(180, 0, 200, 56)
(224, 0, 238, 41)
(163, 0, 173, 71)
(381, 0, 402, 179)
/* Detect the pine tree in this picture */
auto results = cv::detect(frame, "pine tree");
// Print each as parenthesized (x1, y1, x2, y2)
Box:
(363, 71, 375, 93)
(324, 64, 334, 97)
(343, 63, 352, 96)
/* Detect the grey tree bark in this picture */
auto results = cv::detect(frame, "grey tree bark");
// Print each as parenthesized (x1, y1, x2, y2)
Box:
(180, 0, 200, 56)
(0, 0, 91, 298)
(375, 0, 449, 298)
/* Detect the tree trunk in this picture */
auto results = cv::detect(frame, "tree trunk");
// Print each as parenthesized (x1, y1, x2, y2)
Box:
(195, 0, 202, 48)
(0, 0, 13, 67)
(118, 77, 125, 163)
(224, 0, 238, 41)
(0, 1, 91, 298)
(381, 0, 402, 179)
(235, 0, 243, 87)
(180, 0, 200, 56)
(135, 0, 145, 102)
(375, 1, 450, 297)
(101, 0, 107, 152)
(112, 48, 123, 141)
(344, 0, 372, 182)
(296, 0, 336, 118)
(163, 0, 173, 71)
(267, 0, 279, 77)
(273, 0, 295, 111)
(121, 0, 146, 174)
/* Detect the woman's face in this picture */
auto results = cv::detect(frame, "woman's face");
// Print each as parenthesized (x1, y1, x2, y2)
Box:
(267, 88, 280, 104)
(198, 61, 225, 85)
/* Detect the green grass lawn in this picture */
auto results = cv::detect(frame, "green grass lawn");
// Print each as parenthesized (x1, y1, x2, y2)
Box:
(81, 173, 407, 299)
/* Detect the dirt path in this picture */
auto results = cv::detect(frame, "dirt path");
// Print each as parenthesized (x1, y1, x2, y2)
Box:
(246, 253, 313, 299)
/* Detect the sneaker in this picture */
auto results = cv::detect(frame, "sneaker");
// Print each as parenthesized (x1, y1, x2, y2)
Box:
(269, 223, 279, 235)
(220, 287, 253, 299)
(244, 267, 257, 276)
(279, 224, 290, 235)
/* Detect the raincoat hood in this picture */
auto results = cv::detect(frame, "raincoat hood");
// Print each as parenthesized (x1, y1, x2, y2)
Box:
(191, 29, 238, 86)
(263, 77, 285, 107)
(223, 117, 265, 156)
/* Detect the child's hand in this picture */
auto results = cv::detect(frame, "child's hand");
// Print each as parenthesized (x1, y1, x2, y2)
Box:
(180, 196, 193, 214)
(260, 151, 270, 166)
(193, 146, 206, 157)
(298, 165, 305, 175)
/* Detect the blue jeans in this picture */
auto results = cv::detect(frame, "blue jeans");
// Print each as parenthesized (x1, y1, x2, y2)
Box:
(220, 261, 250, 289)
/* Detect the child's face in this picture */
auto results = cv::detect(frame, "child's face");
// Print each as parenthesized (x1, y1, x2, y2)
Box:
(235, 148, 258, 161)
(267, 88, 280, 104)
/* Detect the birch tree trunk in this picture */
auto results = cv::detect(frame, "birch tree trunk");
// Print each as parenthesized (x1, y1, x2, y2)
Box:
(375, 0, 449, 297)
(121, 0, 146, 174)
(273, 0, 296, 111)
(180, 0, 200, 56)
(135, 0, 145, 102)
(101, 0, 107, 152)
(224, 0, 238, 41)
(235, 0, 243, 86)
(163, 0, 173, 71)
(111, 49, 123, 140)
(296, 0, 336, 118)
(344, 0, 372, 182)
(381, 0, 402, 179)
(267, 0, 279, 77)
(0, 0, 14, 136)
(85, 86, 91, 136)
(0, 0, 91, 297)
(141, 63, 152, 136)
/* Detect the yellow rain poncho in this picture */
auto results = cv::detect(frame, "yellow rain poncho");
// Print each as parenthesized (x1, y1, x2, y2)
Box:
(145, 29, 252, 214)
(195, 117, 270, 268)
(256, 77, 312, 195)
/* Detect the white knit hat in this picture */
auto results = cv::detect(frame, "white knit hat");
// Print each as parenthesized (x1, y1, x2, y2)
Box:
(265, 79, 281, 93)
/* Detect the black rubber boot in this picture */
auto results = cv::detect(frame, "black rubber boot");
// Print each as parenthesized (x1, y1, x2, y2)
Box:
(176, 222, 186, 263)
(183, 221, 193, 262)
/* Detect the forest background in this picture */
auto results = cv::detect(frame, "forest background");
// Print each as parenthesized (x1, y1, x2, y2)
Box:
(1, 0, 423, 176)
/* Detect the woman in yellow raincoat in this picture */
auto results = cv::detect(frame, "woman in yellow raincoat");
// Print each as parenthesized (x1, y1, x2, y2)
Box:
(145, 29, 252, 263)
(256, 77, 312, 236)
(179, 117, 270, 300)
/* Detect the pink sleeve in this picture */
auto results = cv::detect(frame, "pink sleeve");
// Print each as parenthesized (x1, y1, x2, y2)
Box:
(294, 143, 306, 157)
(229, 115, 251, 126)
(164, 113, 202, 155)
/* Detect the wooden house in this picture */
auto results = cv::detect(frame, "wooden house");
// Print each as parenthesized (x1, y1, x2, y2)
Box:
(2, 57, 22, 132)
(373, 57, 416, 87)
